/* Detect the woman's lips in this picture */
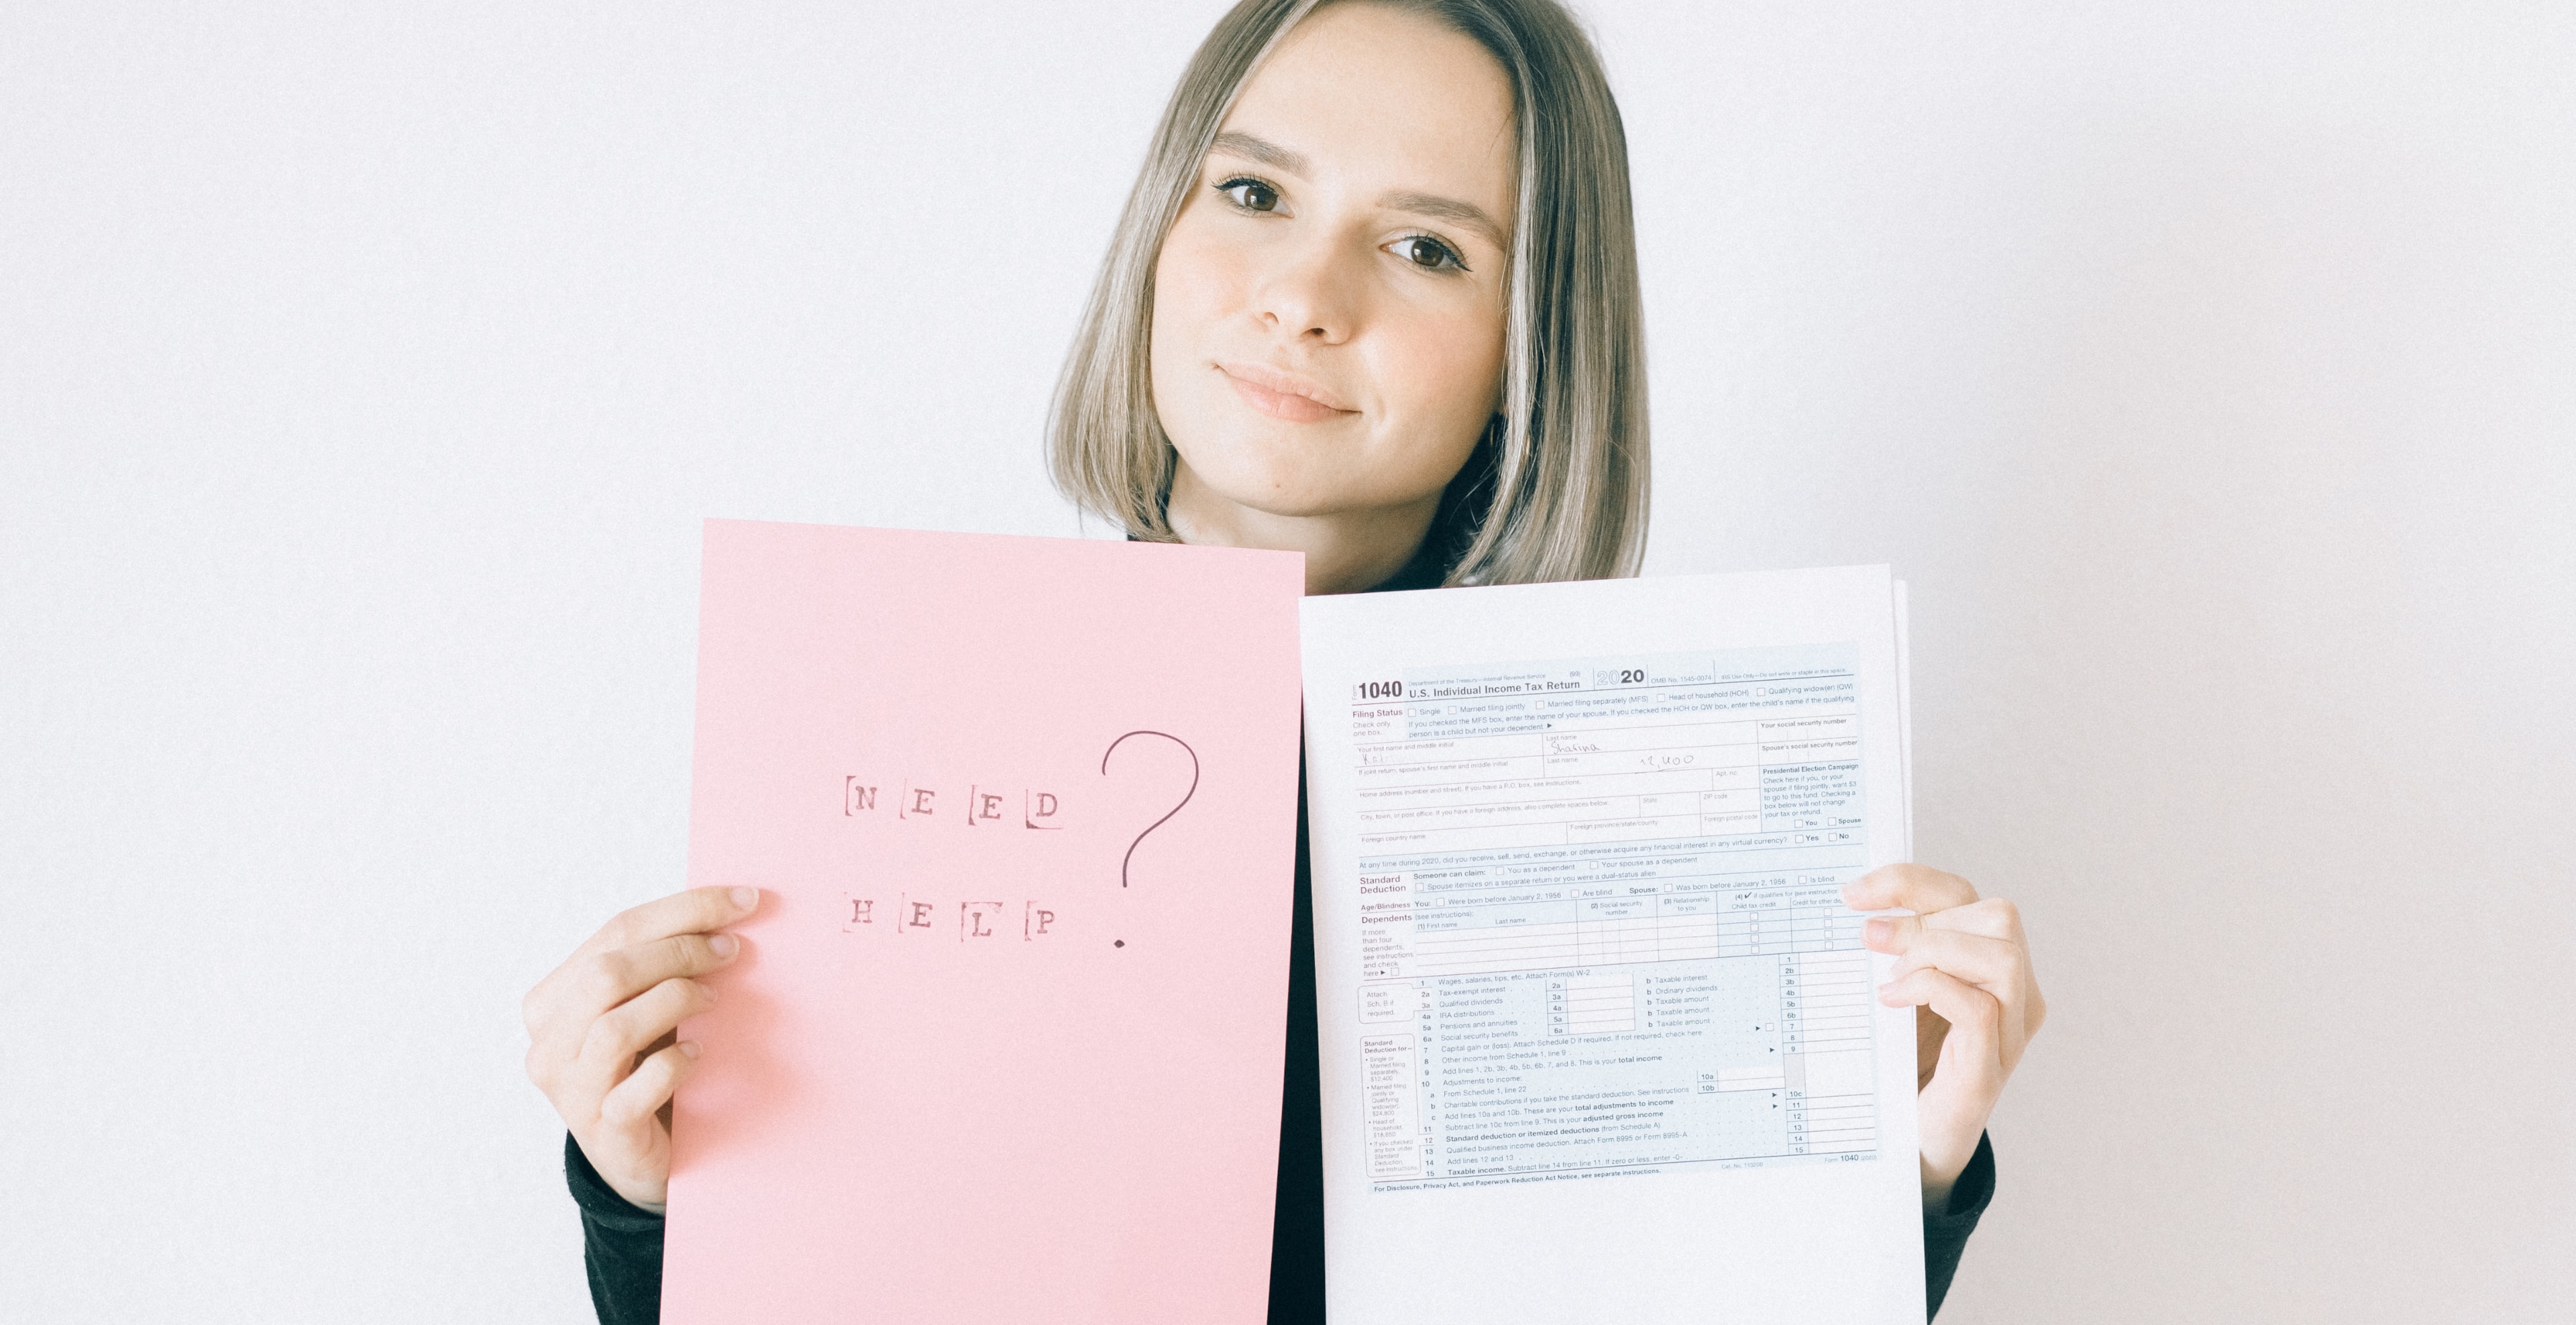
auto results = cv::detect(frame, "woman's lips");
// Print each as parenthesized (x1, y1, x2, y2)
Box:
(1218, 361, 1357, 423)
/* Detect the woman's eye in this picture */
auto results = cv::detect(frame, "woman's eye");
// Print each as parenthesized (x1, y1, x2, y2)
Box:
(1218, 178, 1281, 212)
(1389, 235, 1465, 271)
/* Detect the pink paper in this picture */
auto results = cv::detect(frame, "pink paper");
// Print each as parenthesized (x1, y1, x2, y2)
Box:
(663, 520, 1305, 1323)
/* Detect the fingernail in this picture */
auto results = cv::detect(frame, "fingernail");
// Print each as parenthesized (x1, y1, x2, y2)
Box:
(679, 1041, 701, 1059)
(1864, 917, 1892, 943)
(730, 886, 759, 910)
(709, 933, 739, 959)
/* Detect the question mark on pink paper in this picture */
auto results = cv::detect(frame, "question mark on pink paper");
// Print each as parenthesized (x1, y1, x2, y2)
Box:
(1099, 730, 1199, 948)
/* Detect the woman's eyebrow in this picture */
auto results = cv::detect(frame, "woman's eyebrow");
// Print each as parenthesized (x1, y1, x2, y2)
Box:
(1209, 130, 1311, 177)
(1381, 192, 1507, 249)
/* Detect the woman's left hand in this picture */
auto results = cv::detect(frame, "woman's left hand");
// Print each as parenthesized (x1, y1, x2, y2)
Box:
(1843, 863, 2047, 1210)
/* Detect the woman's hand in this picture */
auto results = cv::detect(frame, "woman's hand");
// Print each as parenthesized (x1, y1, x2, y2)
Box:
(1844, 864, 2046, 1211)
(522, 885, 759, 1212)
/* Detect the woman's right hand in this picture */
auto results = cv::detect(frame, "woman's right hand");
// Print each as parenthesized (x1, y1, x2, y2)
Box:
(523, 885, 759, 1212)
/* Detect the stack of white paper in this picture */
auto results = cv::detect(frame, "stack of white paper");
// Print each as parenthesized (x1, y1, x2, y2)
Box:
(1301, 566, 1923, 1324)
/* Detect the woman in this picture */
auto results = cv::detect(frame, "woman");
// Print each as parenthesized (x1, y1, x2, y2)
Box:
(523, 2, 2046, 1320)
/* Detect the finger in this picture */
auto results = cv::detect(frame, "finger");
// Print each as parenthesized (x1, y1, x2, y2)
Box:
(1878, 929, 2027, 994)
(1879, 967, 2004, 1085)
(536, 930, 743, 1045)
(1860, 913, 1923, 954)
(1875, 900, 2044, 1041)
(1860, 910, 2024, 957)
(1885, 957, 2030, 1079)
(1882, 931, 2034, 1064)
(598, 931, 742, 1006)
(1900, 899, 2044, 1041)
(1841, 863, 1977, 915)
(600, 1039, 702, 1130)
(572, 977, 718, 1098)
(527, 886, 757, 1042)
(578, 886, 761, 963)
(1919, 897, 2025, 943)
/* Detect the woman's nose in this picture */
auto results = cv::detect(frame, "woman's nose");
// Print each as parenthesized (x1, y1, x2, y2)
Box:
(1248, 235, 1358, 345)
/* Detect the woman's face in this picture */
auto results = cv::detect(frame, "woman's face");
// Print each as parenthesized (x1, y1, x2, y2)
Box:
(1150, 3, 1516, 525)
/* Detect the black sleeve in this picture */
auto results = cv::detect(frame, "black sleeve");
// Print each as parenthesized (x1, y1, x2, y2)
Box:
(566, 1133, 666, 1325)
(564, 1126, 1991, 1323)
(1923, 1131, 1996, 1320)
(1266, 785, 1327, 1323)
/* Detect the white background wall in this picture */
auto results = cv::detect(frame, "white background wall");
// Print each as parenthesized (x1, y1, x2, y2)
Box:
(3, 2, 2568, 1320)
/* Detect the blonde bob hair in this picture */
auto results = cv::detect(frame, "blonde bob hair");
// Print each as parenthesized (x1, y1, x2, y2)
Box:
(1047, 0, 1649, 586)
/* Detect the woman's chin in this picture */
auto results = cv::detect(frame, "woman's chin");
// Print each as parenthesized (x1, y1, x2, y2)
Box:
(1173, 464, 1381, 525)
(1201, 481, 1366, 522)
(1171, 425, 1446, 525)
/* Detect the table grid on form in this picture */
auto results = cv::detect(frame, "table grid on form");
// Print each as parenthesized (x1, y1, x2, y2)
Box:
(1340, 647, 1884, 1189)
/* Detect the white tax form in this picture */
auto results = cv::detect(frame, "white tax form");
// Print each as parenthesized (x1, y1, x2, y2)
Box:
(1301, 566, 1923, 1324)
